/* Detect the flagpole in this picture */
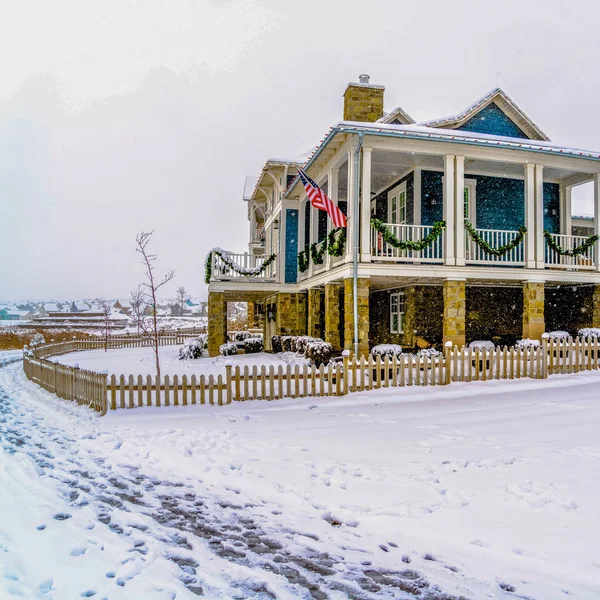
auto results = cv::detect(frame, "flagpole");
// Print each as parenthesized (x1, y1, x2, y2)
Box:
(352, 132, 364, 358)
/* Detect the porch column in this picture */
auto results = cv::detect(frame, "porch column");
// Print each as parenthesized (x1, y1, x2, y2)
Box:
(535, 164, 545, 269)
(524, 163, 536, 268)
(443, 155, 456, 265)
(343, 277, 370, 357)
(307, 288, 322, 339)
(594, 173, 600, 272)
(208, 292, 227, 357)
(413, 168, 422, 225)
(326, 168, 339, 269)
(560, 184, 572, 235)
(324, 283, 342, 351)
(346, 151, 355, 260)
(360, 146, 372, 262)
(522, 281, 545, 341)
(442, 279, 465, 348)
(276, 292, 307, 336)
(247, 301, 256, 329)
(454, 155, 465, 266)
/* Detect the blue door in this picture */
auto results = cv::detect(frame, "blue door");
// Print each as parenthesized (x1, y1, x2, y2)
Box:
(285, 209, 299, 283)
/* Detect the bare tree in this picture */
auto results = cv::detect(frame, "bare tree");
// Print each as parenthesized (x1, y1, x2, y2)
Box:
(129, 285, 145, 335)
(135, 231, 174, 378)
(175, 286, 189, 316)
(100, 301, 111, 351)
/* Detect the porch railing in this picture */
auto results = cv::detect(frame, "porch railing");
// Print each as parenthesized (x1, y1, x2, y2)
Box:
(311, 238, 328, 273)
(371, 223, 444, 263)
(466, 228, 524, 266)
(545, 233, 596, 270)
(211, 251, 276, 281)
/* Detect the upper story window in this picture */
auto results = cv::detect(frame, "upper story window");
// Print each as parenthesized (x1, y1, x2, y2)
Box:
(464, 179, 477, 223)
(388, 182, 407, 225)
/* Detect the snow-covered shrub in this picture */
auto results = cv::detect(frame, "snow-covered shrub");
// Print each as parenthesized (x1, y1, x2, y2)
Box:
(371, 344, 403, 359)
(295, 336, 322, 354)
(244, 337, 264, 354)
(418, 348, 441, 358)
(234, 331, 251, 343)
(30, 333, 45, 347)
(515, 338, 540, 349)
(179, 338, 204, 360)
(543, 331, 569, 340)
(469, 340, 495, 350)
(305, 341, 332, 368)
(219, 342, 238, 356)
(281, 336, 297, 353)
(271, 335, 282, 353)
(578, 328, 600, 339)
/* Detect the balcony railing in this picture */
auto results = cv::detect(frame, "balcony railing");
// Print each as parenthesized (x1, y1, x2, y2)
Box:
(466, 228, 524, 266)
(210, 251, 276, 281)
(545, 233, 596, 270)
(371, 223, 444, 263)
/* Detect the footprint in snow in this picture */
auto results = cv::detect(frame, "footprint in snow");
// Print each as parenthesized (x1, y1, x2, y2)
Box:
(71, 546, 87, 556)
(39, 579, 54, 593)
(53, 513, 72, 521)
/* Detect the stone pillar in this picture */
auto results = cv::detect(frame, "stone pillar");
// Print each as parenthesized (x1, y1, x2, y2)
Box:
(208, 292, 227, 357)
(402, 287, 416, 349)
(307, 288, 322, 339)
(593, 285, 600, 328)
(324, 283, 342, 351)
(522, 281, 545, 341)
(247, 301, 256, 329)
(276, 292, 307, 336)
(343, 277, 370, 357)
(443, 279, 466, 348)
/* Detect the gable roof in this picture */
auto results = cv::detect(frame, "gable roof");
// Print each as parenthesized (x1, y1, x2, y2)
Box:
(377, 106, 415, 125)
(421, 88, 549, 142)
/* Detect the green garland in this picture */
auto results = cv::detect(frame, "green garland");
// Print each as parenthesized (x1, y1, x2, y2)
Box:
(298, 248, 310, 272)
(205, 250, 276, 283)
(464, 221, 527, 256)
(544, 230, 599, 257)
(370, 218, 446, 251)
(310, 240, 327, 265)
(327, 227, 346, 257)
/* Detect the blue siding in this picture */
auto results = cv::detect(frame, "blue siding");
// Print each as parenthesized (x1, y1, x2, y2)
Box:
(420, 170, 560, 234)
(373, 171, 414, 222)
(285, 209, 298, 284)
(457, 102, 528, 139)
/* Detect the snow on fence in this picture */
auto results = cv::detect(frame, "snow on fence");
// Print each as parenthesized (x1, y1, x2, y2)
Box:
(21, 336, 600, 415)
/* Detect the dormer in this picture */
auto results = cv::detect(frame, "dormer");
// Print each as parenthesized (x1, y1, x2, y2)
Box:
(421, 88, 549, 141)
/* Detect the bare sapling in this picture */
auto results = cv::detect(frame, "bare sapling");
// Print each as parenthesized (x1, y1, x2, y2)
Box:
(135, 231, 174, 378)
(129, 285, 145, 335)
(100, 301, 111, 351)
(176, 286, 189, 317)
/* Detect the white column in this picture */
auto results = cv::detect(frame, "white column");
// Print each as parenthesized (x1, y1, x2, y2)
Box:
(443, 154, 456, 265)
(454, 156, 465, 266)
(524, 163, 536, 268)
(346, 150, 355, 259)
(327, 168, 339, 269)
(534, 164, 545, 269)
(413, 167, 422, 226)
(298, 198, 306, 253)
(564, 185, 572, 235)
(360, 146, 372, 262)
(277, 208, 286, 282)
(594, 173, 600, 272)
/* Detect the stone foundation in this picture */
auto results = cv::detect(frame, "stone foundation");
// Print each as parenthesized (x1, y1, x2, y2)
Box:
(593, 284, 600, 328)
(522, 281, 545, 341)
(276, 292, 307, 336)
(208, 292, 227, 357)
(443, 279, 466, 348)
(307, 288, 323, 339)
(343, 277, 370, 357)
(324, 283, 341, 351)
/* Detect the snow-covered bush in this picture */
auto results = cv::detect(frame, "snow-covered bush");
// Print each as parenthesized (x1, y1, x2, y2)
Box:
(578, 328, 600, 339)
(295, 336, 322, 354)
(219, 342, 238, 356)
(305, 341, 332, 368)
(30, 333, 45, 347)
(371, 344, 403, 359)
(234, 331, 251, 343)
(515, 338, 540, 349)
(418, 348, 441, 358)
(179, 338, 204, 360)
(271, 335, 282, 353)
(543, 331, 569, 340)
(281, 336, 296, 353)
(469, 340, 495, 350)
(244, 337, 263, 354)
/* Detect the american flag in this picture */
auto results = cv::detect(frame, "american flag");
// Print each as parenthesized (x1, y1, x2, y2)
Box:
(298, 168, 347, 228)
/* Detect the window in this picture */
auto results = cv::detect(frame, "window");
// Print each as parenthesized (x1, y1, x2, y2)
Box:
(464, 179, 476, 223)
(388, 182, 407, 224)
(390, 292, 406, 334)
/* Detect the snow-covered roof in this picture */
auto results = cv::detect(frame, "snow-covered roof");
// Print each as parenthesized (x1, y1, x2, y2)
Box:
(420, 87, 549, 141)
(377, 106, 415, 125)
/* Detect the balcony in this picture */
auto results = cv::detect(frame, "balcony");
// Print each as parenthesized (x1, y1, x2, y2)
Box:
(208, 250, 276, 282)
(465, 228, 524, 266)
(545, 233, 596, 270)
(371, 224, 444, 263)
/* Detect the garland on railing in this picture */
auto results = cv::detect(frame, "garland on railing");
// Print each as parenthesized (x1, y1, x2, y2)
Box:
(298, 248, 310, 272)
(327, 227, 346, 257)
(310, 240, 327, 265)
(544, 230, 599, 257)
(205, 249, 276, 283)
(370, 218, 446, 251)
(464, 222, 527, 256)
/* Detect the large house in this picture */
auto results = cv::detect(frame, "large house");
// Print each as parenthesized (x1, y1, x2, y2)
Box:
(206, 76, 600, 356)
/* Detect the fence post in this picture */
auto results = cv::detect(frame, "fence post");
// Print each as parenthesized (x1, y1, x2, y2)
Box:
(542, 337, 549, 379)
(444, 342, 452, 385)
(342, 350, 350, 395)
(225, 363, 233, 404)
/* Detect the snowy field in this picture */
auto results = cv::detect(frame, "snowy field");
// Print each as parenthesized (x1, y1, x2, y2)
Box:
(56, 346, 309, 377)
(1, 350, 600, 599)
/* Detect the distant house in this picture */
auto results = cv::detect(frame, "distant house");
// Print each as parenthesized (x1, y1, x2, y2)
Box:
(0, 308, 32, 321)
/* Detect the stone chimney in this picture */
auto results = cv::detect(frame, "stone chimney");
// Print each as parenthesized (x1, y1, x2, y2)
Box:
(343, 74, 384, 122)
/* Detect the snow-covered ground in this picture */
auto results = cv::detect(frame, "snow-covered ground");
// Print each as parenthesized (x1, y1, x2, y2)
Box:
(1, 350, 600, 599)
(56, 347, 309, 377)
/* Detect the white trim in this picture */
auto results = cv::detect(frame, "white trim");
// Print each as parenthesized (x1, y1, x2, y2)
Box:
(387, 181, 407, 224)
(389, 291, 405, 334)
(464, 178, 477, 225)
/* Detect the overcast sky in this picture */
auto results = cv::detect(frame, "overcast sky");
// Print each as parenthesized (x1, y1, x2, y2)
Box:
(2, 0, 600, 302)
